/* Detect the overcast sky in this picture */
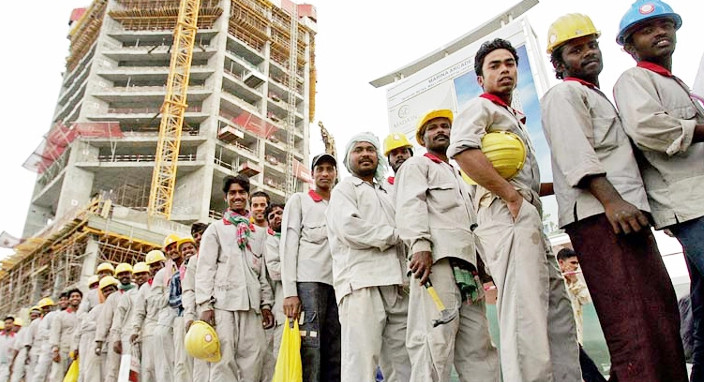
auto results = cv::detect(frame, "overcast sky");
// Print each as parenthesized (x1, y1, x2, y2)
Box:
(0, 0, 702, 261)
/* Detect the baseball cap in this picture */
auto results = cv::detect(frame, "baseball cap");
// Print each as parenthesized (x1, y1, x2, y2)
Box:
(311, 153, 337, 171)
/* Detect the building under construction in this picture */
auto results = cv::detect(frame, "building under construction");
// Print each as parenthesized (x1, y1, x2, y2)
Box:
(0, 0, 317, 315)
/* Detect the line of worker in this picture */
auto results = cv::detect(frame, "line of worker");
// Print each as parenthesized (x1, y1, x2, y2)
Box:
(1, 0, 701, 381)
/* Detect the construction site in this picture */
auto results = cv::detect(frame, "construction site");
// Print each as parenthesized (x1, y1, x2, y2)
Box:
(0, 0, 318, 315)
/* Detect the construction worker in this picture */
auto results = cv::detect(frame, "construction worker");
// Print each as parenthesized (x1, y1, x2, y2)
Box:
(448, 38, 581, 381)
(152, 234, 181, 382)
(15, 307, 41, 382)
(613, 1, 704, 379)
(79, 263, 114, 316)
(95, 263, 134, 381)
(196, 174, 274, 382)
(263, 203, 285, 356)
(183, 223, 210, 382)
(169, 236, 197, 382)
(9, 314, 34, 382)
(395, 110, 500, 381)
(327, 133, 411, 382)
(48, 288, 82, 382)
(281, 153, 341, 382)
(32, 294, 64, 382)
(0, 316, 15, 382)
(543, 12, 687, 381)
(109, 261, 150, 378)
(130, 250, 167, 382)
(383, 132, 414, 195)
(250, 191, 270, 230)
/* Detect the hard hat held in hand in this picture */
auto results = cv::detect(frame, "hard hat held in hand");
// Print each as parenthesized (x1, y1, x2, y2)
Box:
(383, 133, 413, 157)
(464, 131, 527, 185)
(546, 14, 600, 54)
(185, 321, 221, 363)
(617, 0, 681, 45)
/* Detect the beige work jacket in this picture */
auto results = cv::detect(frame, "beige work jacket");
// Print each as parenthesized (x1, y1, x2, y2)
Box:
(129, 282, 160, 338)
(195, 219, 272, 312)
(448, 95, 542, 210)
(395, 154, 477, 266)
(280, 191, 333, 298)
(49, 309, 79, 351)
(182, 255, 198, 324)
(109, 287, 138, 342)
(327, 176, 404, 304)
(542, 80, 650, 228)
(614, 64, 704, 228)
(265, 233, 281, 281)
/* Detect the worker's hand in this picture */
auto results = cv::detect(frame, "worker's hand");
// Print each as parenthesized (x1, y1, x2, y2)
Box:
(504, 191, 524, 221)
(261, 309, 275, 329)
(409, 251, 433, 285)
(130, 334, 140, 345)
(604, 198, 649, 235)
(200, 309, 215, 327)
(113, 340, 122, 355)
(185, 320, 194, 331)
(95, 342, 103, 356)
(52, 348, 60, 363)
(283, 296, 302, 319)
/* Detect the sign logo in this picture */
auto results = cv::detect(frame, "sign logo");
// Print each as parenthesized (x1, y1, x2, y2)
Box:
(398, 105, 409, 119)
(639, 3, 655, 14)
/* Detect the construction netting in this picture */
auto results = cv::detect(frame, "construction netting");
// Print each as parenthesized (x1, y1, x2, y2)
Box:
(23, 122, 123, 174)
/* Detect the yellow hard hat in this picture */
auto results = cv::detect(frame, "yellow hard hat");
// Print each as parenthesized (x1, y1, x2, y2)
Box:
(383, 133, 413, 157)
(133, 262, 150, 275)
(465, 131, 527, 184)
(30, 306, 42, 313)
(115, 263, 133, 275)
(185, 321, 221, 363)
(145, 250, 167, 265)
(13, 317, 24, 327)
(99, 276, 119, 291)
(163, 233, 181, 249)
(96, 262, 115, 274)
(177, 236, 196, 249)
(88, 275, 100, 287)
(37, 297, 55, 308)
(0, 322, 4, 330)
(546, 13, 601, 54)
(416, 109, 453, 145)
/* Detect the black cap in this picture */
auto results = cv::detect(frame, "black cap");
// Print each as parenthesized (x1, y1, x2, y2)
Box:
(311, 153, 337, 171)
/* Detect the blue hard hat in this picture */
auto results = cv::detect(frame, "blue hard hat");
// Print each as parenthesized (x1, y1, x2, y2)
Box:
(616, 0, 682, 45)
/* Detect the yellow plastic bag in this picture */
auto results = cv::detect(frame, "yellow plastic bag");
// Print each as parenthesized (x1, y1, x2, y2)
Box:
(272, 318, 302, 382)
(63, 358, 79, 382)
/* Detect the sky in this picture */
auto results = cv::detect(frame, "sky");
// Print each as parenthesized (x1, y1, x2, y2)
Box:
(0, 0, 702, 262)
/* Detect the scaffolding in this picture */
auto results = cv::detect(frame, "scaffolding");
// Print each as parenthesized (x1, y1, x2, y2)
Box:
(0, 196, 161, 315)
(109, 0, 223, 31)
(67, 0, 109, 72)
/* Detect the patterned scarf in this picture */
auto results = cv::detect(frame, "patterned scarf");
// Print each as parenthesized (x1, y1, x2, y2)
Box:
(223, 209, 253, 250)
(267, 226, 281, 238)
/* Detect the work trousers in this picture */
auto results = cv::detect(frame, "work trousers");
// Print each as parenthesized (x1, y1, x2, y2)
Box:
(10, 347, 29, 382)
(0, 364, 8, 382)
(297, 282, 342, 382)
(191, 307, 210, 382)
(567, 213, 688, 382)
(138, 333, 158, 382)
(103, 338, 121, 382)
(113, 336, 132, 381)
(671, 215, 704, 382)
(173, 316, 192, 382)
(339, 285, 411, 382)
(210, 308, 266, 382)
(25, 348, 39, 382)
(475, 198, 581, 382)
(78, 331, 101, 382)
(32, 343, 53, 382)
(407, 258, 500, 382)
(155, 320, 174, 381)
(48, 348, 71, 382)
(261, 281, 284, 382)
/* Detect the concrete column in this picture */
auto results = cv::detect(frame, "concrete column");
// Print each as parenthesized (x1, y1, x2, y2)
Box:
(55, 142, 98, 219)
(80, 236, 100, 287)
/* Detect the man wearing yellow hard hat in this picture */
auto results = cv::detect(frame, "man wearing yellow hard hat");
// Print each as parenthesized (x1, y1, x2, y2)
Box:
(31, 294, 63, 382)
(196, 174, 274, 381)
(129, 250, 166, 382)
(281, 152, 341, 381)
(613, 0, 704, 379)
(543, 12, 687, 382)
(75, 276, 118, 382)
(182, 231, 212, 381)
(382, 132, 414, 195)
(95, 263, 135, 381)
(396, 109, 500, 380)
(10, 307, 41, 382)
(448, 38, 580, 381)
(0, 316, 15, 381)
